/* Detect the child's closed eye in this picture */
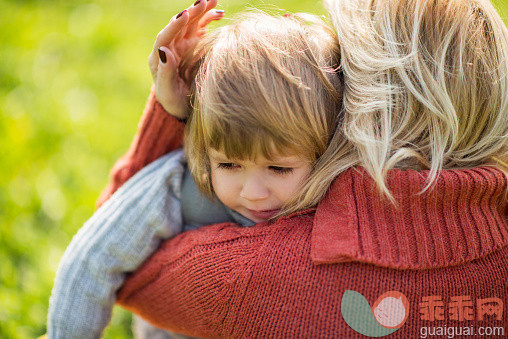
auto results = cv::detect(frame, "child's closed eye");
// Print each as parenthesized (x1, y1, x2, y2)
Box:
(216, 163, 240, 170)
(216, 163, 294, 175)
(269, 166, 294, 175)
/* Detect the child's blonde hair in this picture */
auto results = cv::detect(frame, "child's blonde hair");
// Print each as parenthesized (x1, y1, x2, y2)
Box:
(183, 11, 343, 198)
(288, 0, 508, 211)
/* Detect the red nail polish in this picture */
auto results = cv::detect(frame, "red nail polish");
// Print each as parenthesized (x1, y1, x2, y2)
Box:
(158, 47, 167, 63)
(176, 10, 186, 19)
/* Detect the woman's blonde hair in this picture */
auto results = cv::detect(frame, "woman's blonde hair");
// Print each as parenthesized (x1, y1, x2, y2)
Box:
(183, 11, 343, 199)
(287, 0, 508, 212)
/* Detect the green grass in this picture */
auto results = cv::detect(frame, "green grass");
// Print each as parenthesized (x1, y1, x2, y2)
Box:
(1, 0, 507, 337)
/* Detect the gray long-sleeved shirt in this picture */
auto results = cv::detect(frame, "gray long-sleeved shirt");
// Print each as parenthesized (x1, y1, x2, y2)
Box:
(48, 149, 253, 338)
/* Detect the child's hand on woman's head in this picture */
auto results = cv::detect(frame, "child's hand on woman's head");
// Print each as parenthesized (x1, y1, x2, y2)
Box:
(150, 0, 224, 119)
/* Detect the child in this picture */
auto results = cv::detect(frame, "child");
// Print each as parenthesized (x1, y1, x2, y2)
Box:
(109, 0, 507, 337)
(48, 9, 343, 338)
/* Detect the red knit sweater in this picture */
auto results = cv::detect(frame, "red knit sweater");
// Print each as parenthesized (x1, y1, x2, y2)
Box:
(103, 93, 508, 338)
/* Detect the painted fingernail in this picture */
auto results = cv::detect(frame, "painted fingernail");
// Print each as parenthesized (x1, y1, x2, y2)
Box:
(215, 9, 225, 14)
(284, 13, 291, 18)
(176, 10, 186, 19)
(158, 47, 167, 63)
(193, 0, 200, 5)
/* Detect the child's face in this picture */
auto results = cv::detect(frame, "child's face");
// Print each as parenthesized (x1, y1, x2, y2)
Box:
(208, 148, 312, 223)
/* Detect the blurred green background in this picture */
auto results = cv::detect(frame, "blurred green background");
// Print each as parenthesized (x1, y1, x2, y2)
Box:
(0, 0, 507, 338)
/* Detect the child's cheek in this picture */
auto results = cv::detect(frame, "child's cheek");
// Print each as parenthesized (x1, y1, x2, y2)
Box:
(210, 168, 239, 208)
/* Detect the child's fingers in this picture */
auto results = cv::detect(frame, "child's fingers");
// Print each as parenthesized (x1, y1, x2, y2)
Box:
(197, 9, 225, 35)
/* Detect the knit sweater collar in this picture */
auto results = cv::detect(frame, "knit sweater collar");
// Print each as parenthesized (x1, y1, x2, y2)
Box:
(311, 166, 508, 269)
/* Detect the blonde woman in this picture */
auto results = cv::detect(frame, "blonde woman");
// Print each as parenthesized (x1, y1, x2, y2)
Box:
(73, 0, 507, 337)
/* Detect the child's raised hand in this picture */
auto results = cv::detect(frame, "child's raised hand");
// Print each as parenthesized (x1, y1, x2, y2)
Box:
(149, 0, 224, 119)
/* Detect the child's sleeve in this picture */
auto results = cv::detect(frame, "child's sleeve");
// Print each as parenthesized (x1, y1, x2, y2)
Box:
(96, 88, 185, 208)
(47, 150, 186, 339)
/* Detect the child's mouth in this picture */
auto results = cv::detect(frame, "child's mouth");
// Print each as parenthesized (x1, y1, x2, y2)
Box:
(246, 209, 280, 221)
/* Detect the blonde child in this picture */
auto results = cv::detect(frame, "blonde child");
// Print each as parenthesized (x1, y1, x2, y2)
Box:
(105, 0, 506, 337)
(48, 5, 343, 338)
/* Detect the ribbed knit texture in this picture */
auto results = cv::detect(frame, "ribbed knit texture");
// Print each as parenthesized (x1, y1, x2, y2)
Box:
(116, 166, 508, 338)
(312, 166, 508, 269)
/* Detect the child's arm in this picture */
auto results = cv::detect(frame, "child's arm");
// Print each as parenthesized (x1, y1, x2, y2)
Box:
(48, 150, 186, 339)
(96, 88, 185, 207)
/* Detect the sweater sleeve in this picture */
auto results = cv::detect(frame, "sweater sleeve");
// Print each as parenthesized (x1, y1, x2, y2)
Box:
(96, 88, 185, 208)
(116, 221, 267, 338)
(47, 150, 186, 339)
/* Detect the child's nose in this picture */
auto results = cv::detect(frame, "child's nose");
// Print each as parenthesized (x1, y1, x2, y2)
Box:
(240, 175, 270, 201)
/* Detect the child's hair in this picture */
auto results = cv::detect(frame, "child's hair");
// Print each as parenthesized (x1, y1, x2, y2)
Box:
(289, 0, 508, 210)
(182, 11, 343, 205)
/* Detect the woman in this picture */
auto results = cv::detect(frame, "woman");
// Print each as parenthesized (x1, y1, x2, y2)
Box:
(103, 0, 507, 337)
